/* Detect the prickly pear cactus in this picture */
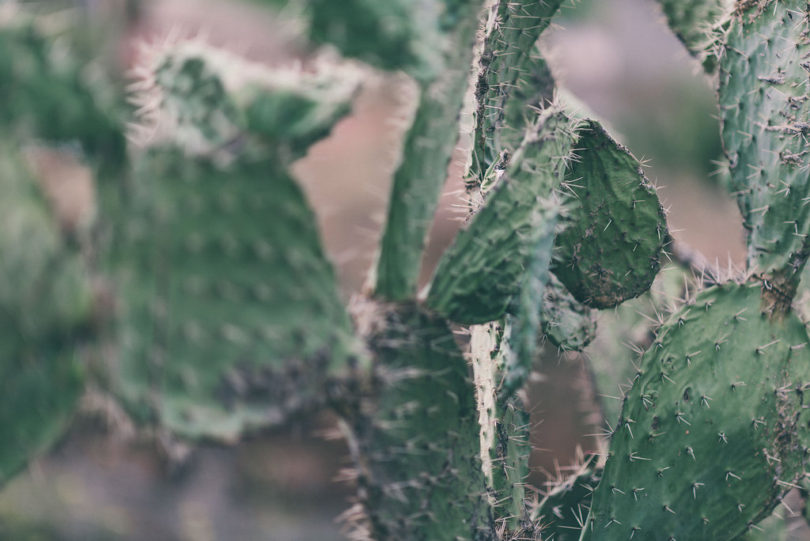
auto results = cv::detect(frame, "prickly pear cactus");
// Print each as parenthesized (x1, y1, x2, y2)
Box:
(0, 144, 92, 484)
(718, 1, 810, 292)
(427, 107, 574, 324)
(552, 120, 667, 309)
(110, 43, 362, 441)
(346, 302, 492, 540)
(583, 282, 810, 540)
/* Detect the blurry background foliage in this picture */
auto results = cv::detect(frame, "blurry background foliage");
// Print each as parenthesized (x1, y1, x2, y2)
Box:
(0, 0, 758, 539)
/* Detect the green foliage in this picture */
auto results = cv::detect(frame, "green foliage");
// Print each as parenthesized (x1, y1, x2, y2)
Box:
(5, 1, 810, 540)
(584, 282, 810, 540)
(110, 150, 357, 440)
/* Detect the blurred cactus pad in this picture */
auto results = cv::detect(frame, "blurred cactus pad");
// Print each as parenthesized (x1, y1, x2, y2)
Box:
(3, 1, 810, 540)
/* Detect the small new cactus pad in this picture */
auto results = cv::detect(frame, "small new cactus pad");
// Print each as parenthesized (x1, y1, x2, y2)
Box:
(426, 108, 574, 324)
(131, 40, 362, 161)
(718, 1, 810, 287)
(540, 275, 598, 352)
(346, 303, 492, 540)
(111, 150, 356, 441)
(0, 17, 125, 172)
(471, 0, 563, 181)
(534, 460, 602, 541)
(583, 282, 810, 540)
(656, 0, 731, 71)
(553, 120, 667, 309)
(0, 145, 92, 484)
(374, 0, 486, 300)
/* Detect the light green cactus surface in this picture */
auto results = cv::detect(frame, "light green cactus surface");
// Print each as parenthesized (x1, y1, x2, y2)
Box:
(110, 150, 357, 441)
(0, 145, 92, 484)
(718, 1, 810, 290)
(656, 0, 731, 71)
(583, 282, 810, 540)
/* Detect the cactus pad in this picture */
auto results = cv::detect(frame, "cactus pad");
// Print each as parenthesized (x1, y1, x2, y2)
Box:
(552, 120, 667, 309)
(111, 150, 356, 441)
(540, 275, 598, 352)
(471, 0, 563, 181)
(583, 281, 810, 540)
(535, 460, 601, 540)
(718, 2, 810, 287)
(426, 108, 574, 324)
(0, 18, 125, 171)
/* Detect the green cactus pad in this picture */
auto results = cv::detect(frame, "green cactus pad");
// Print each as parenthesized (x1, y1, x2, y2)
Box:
(583, 281, 810, 540)
(718, 2, 810, 287)
(540, 275, 598, 352)
(656, 0, 731, 71)
(111, 150, 357, 441)
(346, 303, 492, 539)
(535, 460, 601, 541)
(0, 146, 91, 484)
(426, 108, 574, 324)
(552, 120, 667, 309)
(471, 0, 563, 182)
(0, 18, 125, 172)
(374, 0, 486, 301)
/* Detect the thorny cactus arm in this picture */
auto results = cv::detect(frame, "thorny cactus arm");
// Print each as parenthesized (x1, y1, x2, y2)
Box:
(113, 43, 362, 441)
(426, 106, 575, 325)
(655, 0, 733, 71)
(373, 0, 488, 301)
(718, 1, 810, 296)
(582, 282, 810, 540)
(0, 144, 93, 485)
(471, 0, 563, 184)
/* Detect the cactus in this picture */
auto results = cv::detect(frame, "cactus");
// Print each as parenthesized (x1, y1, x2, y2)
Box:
(111, 43, 363, 440)
(583, 282, 810, 540)
(0, 143, 92, 485)
(5, 1, 810, 540)
(718, 0, 810, 293)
